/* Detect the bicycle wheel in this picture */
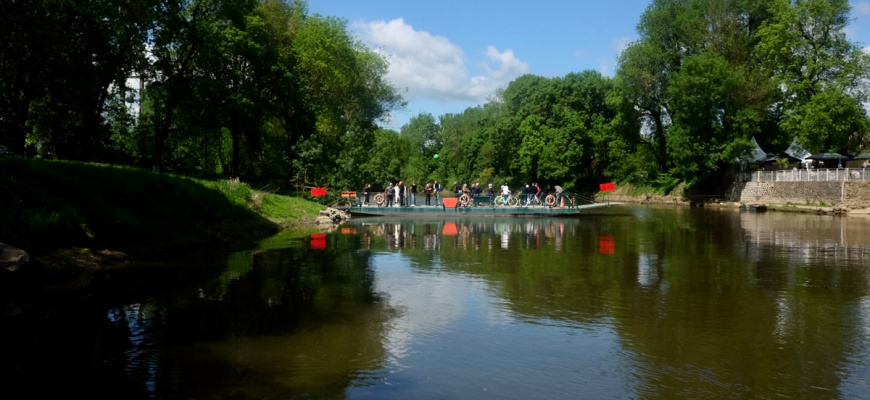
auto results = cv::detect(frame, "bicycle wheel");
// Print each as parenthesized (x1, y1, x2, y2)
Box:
(507, 196, 518, 206)
(495, 196, 506, 206)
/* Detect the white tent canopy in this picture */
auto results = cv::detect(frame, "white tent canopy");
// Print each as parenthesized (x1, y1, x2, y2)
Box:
(786, 139, 812, 167)
(786, 139, 811, 160)
(739, 136, 767, 162)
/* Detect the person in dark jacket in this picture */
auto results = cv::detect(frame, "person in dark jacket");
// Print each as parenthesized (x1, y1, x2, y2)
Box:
(397, 181, 405, 207)
(385, 183, 394, 207)
(363, 183, 371, 205)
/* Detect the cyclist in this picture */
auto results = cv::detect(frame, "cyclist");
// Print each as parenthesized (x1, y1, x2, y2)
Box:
(500, 183, 510, 204)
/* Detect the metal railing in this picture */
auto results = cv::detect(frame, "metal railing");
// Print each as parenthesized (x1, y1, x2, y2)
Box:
(735, 168, 869, 182)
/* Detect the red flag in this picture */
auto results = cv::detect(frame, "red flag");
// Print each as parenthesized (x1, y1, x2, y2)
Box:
(311, 187, 327, 197)
(599, 182, 615, 192)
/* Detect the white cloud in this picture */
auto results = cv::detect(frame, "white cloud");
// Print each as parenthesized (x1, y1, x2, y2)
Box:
(353, 18, 529, 104)
(855, 2, 870, 17)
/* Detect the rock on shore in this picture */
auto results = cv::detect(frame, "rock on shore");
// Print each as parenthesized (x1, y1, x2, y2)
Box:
(315, 208, 351, 226)
(0, 243, 29, 271)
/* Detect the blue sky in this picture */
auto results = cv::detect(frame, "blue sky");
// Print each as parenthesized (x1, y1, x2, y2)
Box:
(308, 1, 870, 130)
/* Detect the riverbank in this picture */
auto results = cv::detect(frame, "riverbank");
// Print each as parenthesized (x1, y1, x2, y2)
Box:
(0, 157, 326, 275)
(594, 182, 870, 216)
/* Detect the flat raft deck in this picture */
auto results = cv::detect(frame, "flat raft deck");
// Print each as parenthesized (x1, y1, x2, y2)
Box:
(342, 202, 614, 217)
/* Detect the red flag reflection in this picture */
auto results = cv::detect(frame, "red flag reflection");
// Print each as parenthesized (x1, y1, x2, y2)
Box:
(311, 233, 327, 250)
(599, 235, 615, 254)
(442, 223, 458, 235)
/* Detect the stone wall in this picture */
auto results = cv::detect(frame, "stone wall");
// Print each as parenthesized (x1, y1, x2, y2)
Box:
(728, 181, 870, 209)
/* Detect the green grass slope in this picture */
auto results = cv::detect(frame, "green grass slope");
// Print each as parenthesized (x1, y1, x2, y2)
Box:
(0, 157, 324, 258)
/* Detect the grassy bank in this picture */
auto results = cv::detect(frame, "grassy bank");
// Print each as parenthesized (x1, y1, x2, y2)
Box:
(0, 157, 325, 260)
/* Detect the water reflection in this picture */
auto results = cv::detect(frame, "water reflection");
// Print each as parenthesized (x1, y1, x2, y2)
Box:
(353, 217, 578, 253)
(5, 207, 870, 399)
(341, 210, 870, 398)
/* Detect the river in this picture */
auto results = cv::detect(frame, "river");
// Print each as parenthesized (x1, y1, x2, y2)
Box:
(3, 205, 870, 399)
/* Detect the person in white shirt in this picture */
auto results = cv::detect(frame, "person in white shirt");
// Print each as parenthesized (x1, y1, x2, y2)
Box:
(500, 183, 510, 204)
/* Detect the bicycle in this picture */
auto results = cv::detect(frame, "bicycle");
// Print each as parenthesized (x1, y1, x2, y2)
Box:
(525, 193, 543, 207)
(495, 193, 519, 206)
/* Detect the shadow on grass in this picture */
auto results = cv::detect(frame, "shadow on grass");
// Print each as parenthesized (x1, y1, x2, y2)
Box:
(0, 158, 278, 259)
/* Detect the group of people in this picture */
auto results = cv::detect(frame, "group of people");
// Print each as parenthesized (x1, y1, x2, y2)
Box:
(362, 181, 444, 206)
(362, 180, 564, 207)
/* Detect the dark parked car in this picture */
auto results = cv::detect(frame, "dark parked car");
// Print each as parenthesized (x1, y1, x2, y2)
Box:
(0, 145, 15, 156)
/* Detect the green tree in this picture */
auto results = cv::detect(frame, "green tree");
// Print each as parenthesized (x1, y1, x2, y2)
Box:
(615, 0, 776, 187)
(756, 0, 870, 153)
(291, 14, 403, 187)
(0, 0, 156, 159)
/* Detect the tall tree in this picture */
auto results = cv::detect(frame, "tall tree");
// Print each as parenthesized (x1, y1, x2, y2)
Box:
(756, 0, 870, 153)
(1, 0, 155, 159)
(615, 0, 776, 186)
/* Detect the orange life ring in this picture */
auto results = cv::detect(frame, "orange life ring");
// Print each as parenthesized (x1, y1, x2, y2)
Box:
(459, 194, 471, 206)
(374, 193, 385, 205)
(545, 194, 557, 206)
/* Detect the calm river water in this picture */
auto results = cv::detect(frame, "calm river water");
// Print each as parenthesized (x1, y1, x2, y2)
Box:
(3, 205, 870, 399)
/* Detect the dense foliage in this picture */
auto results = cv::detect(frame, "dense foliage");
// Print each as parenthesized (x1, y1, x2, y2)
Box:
(0, 0, 403, 188)
(1, 0, 868, 193)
